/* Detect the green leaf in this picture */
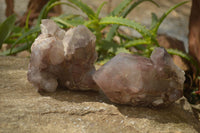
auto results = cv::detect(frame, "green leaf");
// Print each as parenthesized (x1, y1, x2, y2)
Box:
(166, 48, 198, 67)
(105, 24, 118, 41)
(121, 0, 159, 18)
(25, 10, 32, 29)
(52, 15, 85, 28)
(52, 17, 75, 27)
(116, 32, 135, 41)
(97, 40, 119, 52)
(96, 2, 107, 18)
(151, 1, 188, 34)
(53, 14, 80, 20)
(106, 0, 159, 41)
(150, 13, 158, 30)
(84, 20, 98, 27)
(67, 0, 96, 20)
(100, 16, 151, 38)
(115, 47, 130, 54)
(36, 0, 57, 26)
(167, 48, 200, 77)
(97, 39, 130, 55)
(10, 26, 40, 53)
(110, 0, 133, 16)
(124, 39, 150, 48)
(54, 18, 84, 28)
(45, 1, 78, 18)
(0, 14, 16, 48)
(0, 44, 29, 56)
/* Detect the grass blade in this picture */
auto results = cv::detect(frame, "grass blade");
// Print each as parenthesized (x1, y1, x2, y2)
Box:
(36, 0, 56, 26)
(52, 17, 84, 27)
(10, 26, 40, 53)
(96, 2, 107, 18)
(25, 10, 32, 29)
(0, 15, 16, 48)
(105, 25, 118, 41)
(0, 44, 29, 55)
(167, 48, 199, 76)
(106, 0, 159, 41)
(110, 0, 133, 16)
(167, 48, 196, 65)
(124, 39, 150, 48)
(151, 1, 188, 34)
(150, 13, 158, 30)
(67, 0, 96, 20)
(45, 2, 78, 17)
(100, 16, 151, 38)
(121, 0, 159, 17)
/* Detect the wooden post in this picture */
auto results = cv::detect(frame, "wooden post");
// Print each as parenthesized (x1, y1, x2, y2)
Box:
(189, 0, 200, 68)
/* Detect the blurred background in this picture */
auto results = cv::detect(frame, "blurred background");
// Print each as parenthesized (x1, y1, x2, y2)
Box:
(0, 0, 191, 48)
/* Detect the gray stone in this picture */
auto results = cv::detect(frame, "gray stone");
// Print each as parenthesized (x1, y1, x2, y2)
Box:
(0, 56, 200, 133)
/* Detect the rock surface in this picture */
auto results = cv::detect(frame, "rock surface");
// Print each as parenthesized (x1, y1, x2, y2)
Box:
(0, 56, 200, 133)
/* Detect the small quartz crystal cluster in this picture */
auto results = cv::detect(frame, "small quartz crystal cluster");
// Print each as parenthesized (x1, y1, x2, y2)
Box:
(28, 19, 185, 107)
(93, 47, 185, 107)
(27, 19, 98, 92)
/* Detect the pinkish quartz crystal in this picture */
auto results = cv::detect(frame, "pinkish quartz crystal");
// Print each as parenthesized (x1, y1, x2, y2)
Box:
(93, 47, 185, 107)
(27, 19, 98, 92)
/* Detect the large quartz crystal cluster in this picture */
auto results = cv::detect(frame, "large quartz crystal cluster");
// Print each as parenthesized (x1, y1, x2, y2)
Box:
(93, 47, 185, 107)
(27, 19, 185, 107)
(27, 19, 98, 92)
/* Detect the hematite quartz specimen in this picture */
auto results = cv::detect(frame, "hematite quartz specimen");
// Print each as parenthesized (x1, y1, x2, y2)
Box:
(27, 19, 98, 92)
(93, 47, 185, 107)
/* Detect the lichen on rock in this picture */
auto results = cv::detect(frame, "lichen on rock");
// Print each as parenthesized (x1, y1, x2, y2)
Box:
(27, 19, 98, 92)
(93, 47, 185, 107)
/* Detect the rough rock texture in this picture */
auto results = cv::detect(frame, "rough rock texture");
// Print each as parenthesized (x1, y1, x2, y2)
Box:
(93, 47, 185, 107)
(0, 56, 200, 133)
(27, 19, 98, 92)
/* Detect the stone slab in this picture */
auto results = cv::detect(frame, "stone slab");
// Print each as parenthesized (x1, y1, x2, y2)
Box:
(0, 56, 199, 133)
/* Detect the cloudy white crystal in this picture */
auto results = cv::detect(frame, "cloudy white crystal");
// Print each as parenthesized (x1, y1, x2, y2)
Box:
(27, 19, 98, 92)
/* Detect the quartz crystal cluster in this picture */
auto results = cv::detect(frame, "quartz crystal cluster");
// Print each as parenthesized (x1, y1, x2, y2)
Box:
(93, 47, 185, 107)
(27, 19, 98, 92)
(27, 19, 185, 107)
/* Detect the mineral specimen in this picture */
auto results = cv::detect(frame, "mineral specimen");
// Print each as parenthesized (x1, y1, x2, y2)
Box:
(27, 19, 98, 92)
(93, 47, 185, 107)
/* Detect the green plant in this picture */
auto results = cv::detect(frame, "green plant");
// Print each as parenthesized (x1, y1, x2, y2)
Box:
(0, 15, 16, 49)
(0, 0, 60, 55)
(99, 1, 188, 54)
(0, 0, 194, 68)
(50, 0, 159, 61)
(1, 0, 196, 72)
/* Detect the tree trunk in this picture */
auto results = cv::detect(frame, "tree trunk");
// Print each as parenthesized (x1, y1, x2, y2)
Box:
(18, 0, 62, 26)
(189, 0, 200, 68)
(5, 0, 14, 17)
(188, 0, 200, 91)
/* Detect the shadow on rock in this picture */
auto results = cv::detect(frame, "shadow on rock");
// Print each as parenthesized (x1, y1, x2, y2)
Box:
(39, 87, 200, 131)
(116, 97, 200, 131)
(39, 87, 112, 104)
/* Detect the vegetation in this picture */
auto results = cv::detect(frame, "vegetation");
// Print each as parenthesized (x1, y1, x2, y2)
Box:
(0, 0, 199, 103)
